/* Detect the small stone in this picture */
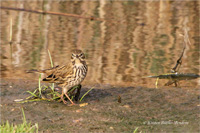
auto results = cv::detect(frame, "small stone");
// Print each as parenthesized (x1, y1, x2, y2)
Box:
(123, 105, 131, 109)
(79, 103, 88, 107)
(14, 99, 24, 102)
(75, 109, 82, 113)
(109, 127, 114, 129)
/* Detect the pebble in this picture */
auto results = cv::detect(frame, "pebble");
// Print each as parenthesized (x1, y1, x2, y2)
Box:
(14, 99, 24, 102)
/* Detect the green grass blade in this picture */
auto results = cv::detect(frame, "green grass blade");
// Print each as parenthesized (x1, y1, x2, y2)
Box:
(26, 91, 37, 97)
(21, 108, 26, 124)
(133, 127, 139, 133)
(50, 83, 55, 92)
(35, 123, 39, 133)
(38, 74, 42, 97)
(80, 87, 94, 102)
(68, 87, 76, 93)
(48, 49, 53, 67)
(48, 49, 55, 92)
(26, 88, 39, 99)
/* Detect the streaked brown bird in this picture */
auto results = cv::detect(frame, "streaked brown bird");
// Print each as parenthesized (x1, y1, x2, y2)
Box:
(27, 49, 88, 105)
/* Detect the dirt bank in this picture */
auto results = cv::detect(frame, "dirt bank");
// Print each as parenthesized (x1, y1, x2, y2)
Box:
(1, 79, 199, 132)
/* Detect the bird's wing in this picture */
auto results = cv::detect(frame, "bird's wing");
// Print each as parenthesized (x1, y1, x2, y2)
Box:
(26, 65, 60, 74)
(42, 63, 74, 84)
(38, 65, 60, 75)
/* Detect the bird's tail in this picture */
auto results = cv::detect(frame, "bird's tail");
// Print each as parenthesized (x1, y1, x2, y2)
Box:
(26, 69, 40, 73)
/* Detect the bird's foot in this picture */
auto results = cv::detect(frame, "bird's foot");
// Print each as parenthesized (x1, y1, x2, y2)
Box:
(57, 93, 68, 104)
(64, 93, 75, 105)
(68, 103, 76, 106)
(57, 98, 67, 104)
(62, 99, 67, 104)
(61, 96, 68, 104)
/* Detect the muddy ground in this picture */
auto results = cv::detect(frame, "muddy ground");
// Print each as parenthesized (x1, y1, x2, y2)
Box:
(0, 79, 199, 132)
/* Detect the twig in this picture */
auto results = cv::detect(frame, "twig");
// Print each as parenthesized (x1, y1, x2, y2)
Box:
(0, 6, 105, 22)
(171, 43, 185, 73)
(171, 27, 191, 73)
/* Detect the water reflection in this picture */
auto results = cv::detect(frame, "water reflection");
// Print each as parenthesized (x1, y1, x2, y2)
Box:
(1, 1, 199, 87)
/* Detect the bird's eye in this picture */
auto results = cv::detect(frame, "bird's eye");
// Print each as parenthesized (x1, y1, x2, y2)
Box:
(71, 54, 76, 59)
(77, 53, 84, 59)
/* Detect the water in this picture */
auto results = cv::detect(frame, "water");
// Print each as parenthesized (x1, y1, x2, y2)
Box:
(1, 1, 199, 87)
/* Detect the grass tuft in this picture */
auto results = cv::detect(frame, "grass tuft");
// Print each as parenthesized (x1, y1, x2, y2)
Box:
(0, 108, 38, 133)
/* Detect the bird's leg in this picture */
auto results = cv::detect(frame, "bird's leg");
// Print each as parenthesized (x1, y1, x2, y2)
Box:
(60, 92, 67, 104)
(63, 87, 75, 105)
(64, 93, 75, 105)
(57, 87, 67, 104)
(75, 84, 82, 101)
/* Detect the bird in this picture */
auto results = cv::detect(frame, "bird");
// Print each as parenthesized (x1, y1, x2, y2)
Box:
(27, 49, 88, 105)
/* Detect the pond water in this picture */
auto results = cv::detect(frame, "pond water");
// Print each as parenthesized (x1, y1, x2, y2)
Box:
(1, 1, 199, 87)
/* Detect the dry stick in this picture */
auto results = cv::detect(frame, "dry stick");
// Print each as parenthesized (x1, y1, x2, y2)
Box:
(0, 6, 105, 22)
(171, 28, 190, 73)
(171, 43, 186, 73)
(169, 28, 190, 87)
(171, 26, 192, 73)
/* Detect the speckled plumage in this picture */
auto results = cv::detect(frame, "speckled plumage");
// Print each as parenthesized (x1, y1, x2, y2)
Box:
(28, 49, 87, 105)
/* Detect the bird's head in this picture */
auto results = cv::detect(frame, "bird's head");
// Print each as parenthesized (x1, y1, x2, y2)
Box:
(71, 49, 86, 64)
